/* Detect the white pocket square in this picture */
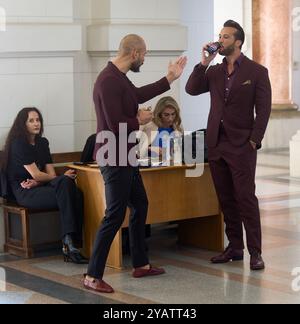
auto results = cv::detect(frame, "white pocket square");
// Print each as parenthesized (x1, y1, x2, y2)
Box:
(242, 80, 252, 86)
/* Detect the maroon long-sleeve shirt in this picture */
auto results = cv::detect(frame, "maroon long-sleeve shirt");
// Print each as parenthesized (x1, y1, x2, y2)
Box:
(93, 62, 170, 166)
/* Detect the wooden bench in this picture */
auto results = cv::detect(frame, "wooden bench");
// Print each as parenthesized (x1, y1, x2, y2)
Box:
(2, 202, 59, 258)
(0, 152, 82, 258)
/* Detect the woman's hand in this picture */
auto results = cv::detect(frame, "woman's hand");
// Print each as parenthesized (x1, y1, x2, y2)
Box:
(64, 169, 77, 180)
(21, 179, 40, 190)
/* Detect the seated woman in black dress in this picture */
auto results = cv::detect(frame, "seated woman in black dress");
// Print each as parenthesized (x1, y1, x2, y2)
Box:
(1, 107, 87, 264)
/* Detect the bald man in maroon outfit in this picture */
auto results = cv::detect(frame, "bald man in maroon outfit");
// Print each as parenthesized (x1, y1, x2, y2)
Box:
(186, 20, 272, 271)
(83, 34, 187, 294)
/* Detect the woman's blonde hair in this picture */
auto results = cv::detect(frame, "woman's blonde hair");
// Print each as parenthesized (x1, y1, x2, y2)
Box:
(153, 96, 183, 133)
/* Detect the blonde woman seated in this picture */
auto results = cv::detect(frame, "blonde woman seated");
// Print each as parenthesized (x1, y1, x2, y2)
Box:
(138, 97, 184, 160)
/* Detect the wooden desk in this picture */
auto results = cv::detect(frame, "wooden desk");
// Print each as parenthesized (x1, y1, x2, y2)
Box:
(69, 164, 224, 269)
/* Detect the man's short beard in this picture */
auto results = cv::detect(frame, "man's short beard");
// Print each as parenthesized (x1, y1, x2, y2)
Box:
(219, 45, 235, 56)
(130, 61, 142, 73)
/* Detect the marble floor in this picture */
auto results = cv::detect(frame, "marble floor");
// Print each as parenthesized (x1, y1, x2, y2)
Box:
(1, 149, 300, 304)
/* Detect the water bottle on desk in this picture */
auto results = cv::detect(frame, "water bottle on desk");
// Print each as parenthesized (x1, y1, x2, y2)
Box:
(173, 136, 183, 166)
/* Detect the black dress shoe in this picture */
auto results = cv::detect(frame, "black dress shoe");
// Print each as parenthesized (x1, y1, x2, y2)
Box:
(211, 247, 244, 264)
(62, 234, 89, 264)
(250, 253, 265, 271)
(63, 249, 89, 264)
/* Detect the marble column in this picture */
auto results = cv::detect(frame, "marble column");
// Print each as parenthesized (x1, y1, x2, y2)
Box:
(253, 0, 300, 151)
(290, 1, 300, 176)
(253, 0, 297, 110)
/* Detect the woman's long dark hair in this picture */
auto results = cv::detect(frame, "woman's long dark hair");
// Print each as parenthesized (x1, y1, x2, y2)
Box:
(0, 107, 44, 171)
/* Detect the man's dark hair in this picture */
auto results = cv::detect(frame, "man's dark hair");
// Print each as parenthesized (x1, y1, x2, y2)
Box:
(224, 20, 245, 49)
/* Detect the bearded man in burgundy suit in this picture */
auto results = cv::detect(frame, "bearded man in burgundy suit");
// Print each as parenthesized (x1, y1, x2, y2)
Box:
(186, 20, 272, 271)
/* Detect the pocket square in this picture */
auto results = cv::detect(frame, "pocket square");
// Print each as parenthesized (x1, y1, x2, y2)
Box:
(242, 80, 252, 86)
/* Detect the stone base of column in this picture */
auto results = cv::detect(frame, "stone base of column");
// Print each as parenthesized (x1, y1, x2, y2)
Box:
(262, 110, 300, 150)
(290, 131, 300, 178)
(272, 103, 299, 111)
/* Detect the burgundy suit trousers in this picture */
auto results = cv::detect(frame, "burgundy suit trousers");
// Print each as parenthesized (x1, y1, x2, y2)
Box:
(208, 130, 261, 255)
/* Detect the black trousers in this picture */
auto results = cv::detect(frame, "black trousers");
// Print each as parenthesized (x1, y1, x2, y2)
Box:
(12, 175, 84, 244)
(87, 167, 149, 279)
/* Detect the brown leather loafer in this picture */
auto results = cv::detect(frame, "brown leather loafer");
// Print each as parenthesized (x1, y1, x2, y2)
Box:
(250, 254, 265, 271)
(133, 265, 166, 278)
(211, 247, 244, 264)
(83, 276, 114, 293)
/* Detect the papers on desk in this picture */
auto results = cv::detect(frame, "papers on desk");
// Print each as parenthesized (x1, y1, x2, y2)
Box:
(72, 162, 99, 168)
(87, 163, 99, 168)
(73, 160, 168, 168)
(138, 158, 164, 168)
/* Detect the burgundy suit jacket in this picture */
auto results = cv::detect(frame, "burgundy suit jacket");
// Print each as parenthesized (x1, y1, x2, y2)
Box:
(186, 56, 272, 149)
(93, 62, 170, 165)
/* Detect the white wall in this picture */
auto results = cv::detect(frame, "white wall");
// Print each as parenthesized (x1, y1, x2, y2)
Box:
(87, 0, 187, 140)
(214, 0, 252, 61)
(73, 0, 95, 151)
(179, 0, 214, 132)
(0, 0, 73, 24)
(0, 0, 82, 153)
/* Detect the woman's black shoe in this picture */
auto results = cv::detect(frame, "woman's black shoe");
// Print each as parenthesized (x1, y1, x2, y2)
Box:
(63, 248, 89, 264)
(62, 234, 89, 264)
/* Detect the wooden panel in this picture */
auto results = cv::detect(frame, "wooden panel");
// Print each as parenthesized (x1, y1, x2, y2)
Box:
(74, 168, 122, 268)
(51, 152, 82, 164)
(182, 165, 219, 218)
(76, 169, 105, 255)
(178, 214, 224, 252)
(51, 152, 82, 175)
(141, 168, 187, 223)
(1, 151, 82, 165)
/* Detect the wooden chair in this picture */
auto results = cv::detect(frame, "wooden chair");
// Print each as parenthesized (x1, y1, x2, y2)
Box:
(2, 201, 59, 258)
